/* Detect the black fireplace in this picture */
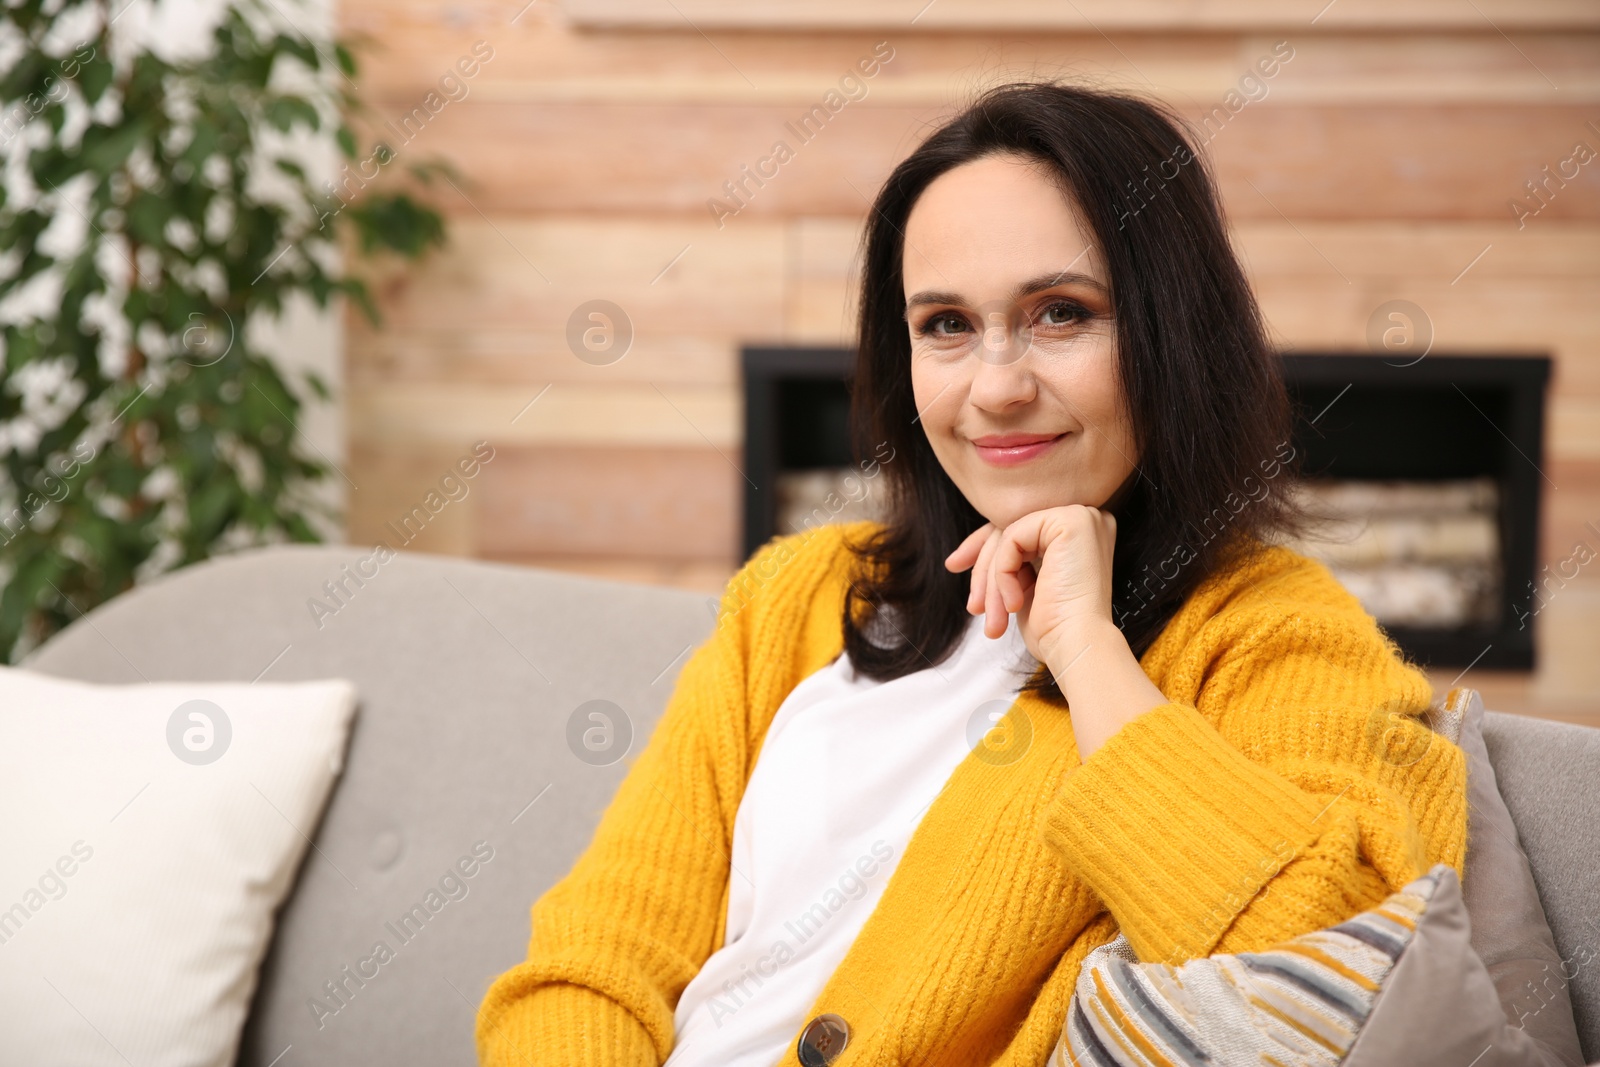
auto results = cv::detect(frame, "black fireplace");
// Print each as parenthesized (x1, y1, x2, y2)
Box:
(741, 346, 1551, 671)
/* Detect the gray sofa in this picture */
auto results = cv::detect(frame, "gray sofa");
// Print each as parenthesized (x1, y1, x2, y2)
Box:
(22, 543, 1600, 1065)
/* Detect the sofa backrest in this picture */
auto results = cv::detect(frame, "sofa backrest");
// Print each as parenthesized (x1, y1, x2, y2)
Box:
(22, 544, 1600, 1062)
(24, 544, 719, 1066)
(1481, 710, 1600, 1056)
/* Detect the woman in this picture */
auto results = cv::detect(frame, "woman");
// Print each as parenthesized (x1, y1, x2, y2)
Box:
(476, 82, 1467, 1067)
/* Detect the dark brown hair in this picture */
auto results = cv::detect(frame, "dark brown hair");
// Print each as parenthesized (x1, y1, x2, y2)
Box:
(841, 81, 1317, 701)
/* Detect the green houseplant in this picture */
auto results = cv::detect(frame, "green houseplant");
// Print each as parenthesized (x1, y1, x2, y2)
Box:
(0, 0, 448, 661)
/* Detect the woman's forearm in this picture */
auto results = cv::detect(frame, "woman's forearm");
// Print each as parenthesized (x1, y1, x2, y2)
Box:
(1042, 617, 1169, 761)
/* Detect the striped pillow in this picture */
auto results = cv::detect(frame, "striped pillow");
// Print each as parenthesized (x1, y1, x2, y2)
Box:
(1055, 863, 1563, 1067)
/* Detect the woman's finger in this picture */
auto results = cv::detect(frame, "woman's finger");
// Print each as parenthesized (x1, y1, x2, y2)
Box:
(968, 526, 1002, 615)
(1016, 561, 1037, 595)
(991, 513, 1049, 613)
(984, 546, 1010, 638)
(1017, 563, 1037, 620)
(946, 523, 996, 616)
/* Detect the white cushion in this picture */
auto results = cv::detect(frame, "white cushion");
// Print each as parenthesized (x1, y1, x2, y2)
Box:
(0, 665, 357, 1065)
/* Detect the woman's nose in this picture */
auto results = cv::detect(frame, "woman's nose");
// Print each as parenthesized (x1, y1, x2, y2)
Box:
(968, 316, 1037, 411)
(968, 357, 1037, 412)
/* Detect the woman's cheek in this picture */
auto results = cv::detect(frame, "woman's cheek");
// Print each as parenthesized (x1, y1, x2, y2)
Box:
(910, 358, 965, 436)
(1069, 349, 1127, 437)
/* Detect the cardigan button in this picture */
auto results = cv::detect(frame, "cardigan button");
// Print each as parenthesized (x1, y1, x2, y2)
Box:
(797, 1013, 851, 1066)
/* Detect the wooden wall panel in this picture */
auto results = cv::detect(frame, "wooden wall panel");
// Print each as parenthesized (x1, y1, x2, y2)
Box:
(1231, 222, 1600, 277)
(348, 329, 736, 387)
(350, 383, 739, 447)
(561, 0, 1600, 32)
(345, 442, 482, 556)
(350, 99, 1600, 222)
(1203, 106, 1600, 222)
(474, 446, 739, 559)
(1265, 35, 1600, 103)
(342, 17, 1599, 107)
(355, 219, 787, 335)
(1544, 460, 1600, 567)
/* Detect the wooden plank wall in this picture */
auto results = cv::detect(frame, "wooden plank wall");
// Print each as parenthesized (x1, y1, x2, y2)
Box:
(337, 0, 1600, 725)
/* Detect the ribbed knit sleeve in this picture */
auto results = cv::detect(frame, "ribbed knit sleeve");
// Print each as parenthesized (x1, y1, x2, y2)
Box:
(475, 526, 858, 1067)
(1039, 558, 1469, 966)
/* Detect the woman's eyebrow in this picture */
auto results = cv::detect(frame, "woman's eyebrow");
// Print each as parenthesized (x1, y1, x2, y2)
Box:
(904, 270, 1109, 311)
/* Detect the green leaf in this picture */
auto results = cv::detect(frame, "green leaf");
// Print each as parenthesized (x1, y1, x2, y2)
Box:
(265, 95, 319, 133)
(339, 277, 380, 327)
(0, 52, 45, 100)
(270, 34, 319, 72)
(406, 157, 465, 187)
(188, 479, 234, 537)
(73, 514, 118, 565)
(345, 194, 446, 258)
(335, 125, 356, 159)
(127, 192, 172, 245)
(80, 56, 115, 105)
(283, 511, 323, 542)
(126, 52, 170, 107)
(181, 119, 219, 167)
(333, 43, 357, 77)
(302, 368, 333, 401)
(125, 288, 157, 328)
(80, 120, 146, 175)
(30, 144, 82, 188)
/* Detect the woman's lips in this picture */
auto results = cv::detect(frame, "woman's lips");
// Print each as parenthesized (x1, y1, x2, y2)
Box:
(970, 432, 1066, 467)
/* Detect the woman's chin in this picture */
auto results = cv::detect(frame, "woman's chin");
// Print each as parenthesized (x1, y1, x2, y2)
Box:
(966, 489, 1120, 531)
(974, 494, 1098, 528)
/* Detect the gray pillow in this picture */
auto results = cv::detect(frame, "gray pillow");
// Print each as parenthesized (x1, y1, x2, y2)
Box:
(1346, 862, 1567, 1066)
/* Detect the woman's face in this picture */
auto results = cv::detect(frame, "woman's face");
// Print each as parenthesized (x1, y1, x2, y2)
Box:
(901, 152, 1139, 530)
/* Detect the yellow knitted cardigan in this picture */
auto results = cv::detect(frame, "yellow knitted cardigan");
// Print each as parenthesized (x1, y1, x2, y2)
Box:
(476, 520, 1468, 1066)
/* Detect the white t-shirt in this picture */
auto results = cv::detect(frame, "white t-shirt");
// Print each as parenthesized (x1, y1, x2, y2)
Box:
(664, 612, 1038, 1066)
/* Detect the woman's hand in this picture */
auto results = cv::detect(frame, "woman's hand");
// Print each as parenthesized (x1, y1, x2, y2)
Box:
(943, 505, 1119, 667)
(946, 506, 1169, 760)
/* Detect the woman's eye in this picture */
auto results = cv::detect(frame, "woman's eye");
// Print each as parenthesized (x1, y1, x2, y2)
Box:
(918, 313, 970, 337)
(1040, 301, 1089, 326)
